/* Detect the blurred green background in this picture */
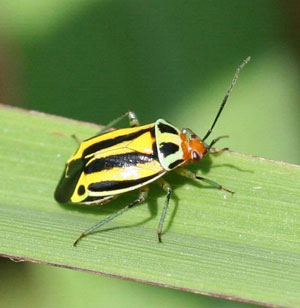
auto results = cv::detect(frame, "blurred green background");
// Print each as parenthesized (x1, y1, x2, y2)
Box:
(0, 0, 299, 307)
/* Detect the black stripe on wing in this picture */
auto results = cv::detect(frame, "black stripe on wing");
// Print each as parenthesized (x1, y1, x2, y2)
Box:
(83, 127, 155, 157)
(88, 174, 160, 192)
(84, 153, 156, 174)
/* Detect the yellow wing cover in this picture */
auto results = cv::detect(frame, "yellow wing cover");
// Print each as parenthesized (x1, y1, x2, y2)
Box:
(55, 123, 166, 203)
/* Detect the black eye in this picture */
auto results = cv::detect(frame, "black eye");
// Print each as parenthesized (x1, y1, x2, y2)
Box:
(192, 151, 201, 161)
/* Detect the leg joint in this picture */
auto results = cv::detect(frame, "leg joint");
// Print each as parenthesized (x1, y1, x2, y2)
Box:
(166, 186, 172, 195)
(128, 110, 135, 119)
(137, 196, 146, 203)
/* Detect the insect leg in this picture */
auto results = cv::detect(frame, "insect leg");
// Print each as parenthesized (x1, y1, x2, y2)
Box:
(96, 111, 140, 135)
(71, 134, 81, 144)
(209, 147, 229, 155)
(207, 135, 229, 153)
(175, 168, 234, 194)
(127, 111, 140, 127)
(80, 195, 118, 206)
(156, 178, 173, 243)
(73, 186, 149, 247)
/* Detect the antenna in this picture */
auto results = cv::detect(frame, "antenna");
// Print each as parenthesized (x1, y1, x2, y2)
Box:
(202, 56, 251, 142)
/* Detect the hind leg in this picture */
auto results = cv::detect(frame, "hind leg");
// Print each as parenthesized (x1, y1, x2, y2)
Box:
(73, 186, 149, 246)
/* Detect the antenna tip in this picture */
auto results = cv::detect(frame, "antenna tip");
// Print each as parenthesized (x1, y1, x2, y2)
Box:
(244, 56, 251, 63)
(238, 56, 251, 71)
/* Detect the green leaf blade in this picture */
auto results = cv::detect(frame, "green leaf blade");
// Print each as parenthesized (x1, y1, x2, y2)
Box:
(1, 105, 300, 307)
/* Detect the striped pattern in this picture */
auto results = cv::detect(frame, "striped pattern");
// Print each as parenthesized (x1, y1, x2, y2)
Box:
(55, 123, 167, 203)
(155, 119, 185, 171)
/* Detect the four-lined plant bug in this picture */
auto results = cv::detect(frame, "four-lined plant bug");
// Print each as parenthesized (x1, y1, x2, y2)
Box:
(54, 56, 250, 246)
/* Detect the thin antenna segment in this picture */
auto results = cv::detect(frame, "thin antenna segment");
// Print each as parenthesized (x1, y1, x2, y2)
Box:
(202, 56, 251, 142)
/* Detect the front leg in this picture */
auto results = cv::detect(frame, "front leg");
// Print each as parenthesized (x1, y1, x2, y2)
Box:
(207, 135, 229, 153)
(175, 168, 234, 194)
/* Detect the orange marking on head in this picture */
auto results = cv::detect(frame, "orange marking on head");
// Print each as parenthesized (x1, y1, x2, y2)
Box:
(180, 133, 190, 161)
(189, 137, 207, 156)
(181, 133, 207, 163)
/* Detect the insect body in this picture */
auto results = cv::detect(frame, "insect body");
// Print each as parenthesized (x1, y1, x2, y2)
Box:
(55, 57, 250, 246)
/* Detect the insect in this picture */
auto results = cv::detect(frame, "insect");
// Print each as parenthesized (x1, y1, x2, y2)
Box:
(55, 57, 250, 246)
